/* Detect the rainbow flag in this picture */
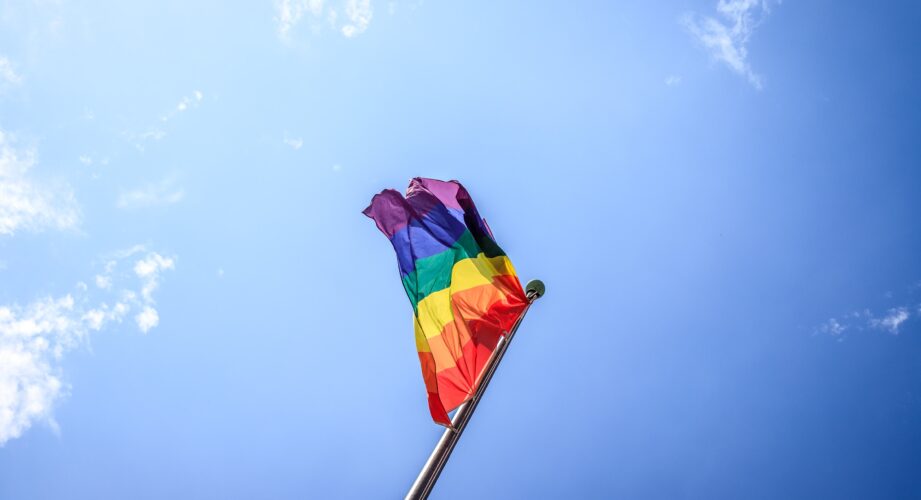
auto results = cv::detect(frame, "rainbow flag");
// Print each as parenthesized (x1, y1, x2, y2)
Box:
(364, 178, 528, 426)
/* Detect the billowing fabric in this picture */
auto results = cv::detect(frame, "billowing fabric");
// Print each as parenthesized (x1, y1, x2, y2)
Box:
(364, 178, 528, 426)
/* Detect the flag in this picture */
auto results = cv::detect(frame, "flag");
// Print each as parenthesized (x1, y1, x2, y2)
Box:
(364, 178, 528, 426)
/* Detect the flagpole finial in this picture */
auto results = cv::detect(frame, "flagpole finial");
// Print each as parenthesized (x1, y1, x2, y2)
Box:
(525, 279, 545, 300)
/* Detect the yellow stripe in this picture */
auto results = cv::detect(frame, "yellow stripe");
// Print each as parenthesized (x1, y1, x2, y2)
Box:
(414, 254, 516, 341)
(414, 317, 431, 353)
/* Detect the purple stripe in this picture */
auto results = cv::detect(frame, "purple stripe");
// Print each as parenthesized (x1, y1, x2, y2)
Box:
(363, 179, 469, 237)
(363, 189, 413, 238)
(408, 178, 463, 211)
(364, 178, 481, 276)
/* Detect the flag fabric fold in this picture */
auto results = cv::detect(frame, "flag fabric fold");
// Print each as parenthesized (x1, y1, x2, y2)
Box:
(364, 178, 528, 426)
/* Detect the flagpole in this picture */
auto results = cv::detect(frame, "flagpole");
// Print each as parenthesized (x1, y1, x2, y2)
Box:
(405, 279, 546, 500)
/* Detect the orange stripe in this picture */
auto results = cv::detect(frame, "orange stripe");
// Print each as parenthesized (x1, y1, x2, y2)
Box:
(414, 255, 518, 340)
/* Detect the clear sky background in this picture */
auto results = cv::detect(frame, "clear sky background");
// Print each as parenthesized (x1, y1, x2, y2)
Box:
(1, 1, 920, 498)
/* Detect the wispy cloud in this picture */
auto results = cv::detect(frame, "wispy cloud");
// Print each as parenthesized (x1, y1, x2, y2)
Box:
(173, 90, 204, 114)
(342, 0, 372, 38)
(132, 252, 175, 314)
(275, 0, 373, 40)
(283, 133, 303, 150)
(665, 75, 682, 86)
(117, 176, 184, 209)
(162, 90, 204, 122)
(816, 286, 920, 339)
(0, 130, 80, 236)
(0, 246, 176, 445)
(128, 129, 166, 153)
(817, 317, 846, 337)
(276, 0, 326, 39)
(0, 56, 23, 88)
(682, 0, 777, 90)
(0, 1, 66, 44)
(125, 90, 204, 152)
(94, 273, 112, 290)
(870, 307, 910, 335)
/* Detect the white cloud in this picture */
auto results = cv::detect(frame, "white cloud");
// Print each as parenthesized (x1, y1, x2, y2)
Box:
(0, 2, 66, 48)
(683, 0, 777, 90)
(665, 75, 682, 86)
(0, 130, 80, 236)
(276, 0, 326, 38)
(127, 129, 165, 153)
(94, 274, 111, 289)
(816, 285, 921, 338)
(133, 252, 175, 305)
(139, 130, 165, 141)
(117, 176, 184, 209)
(283, 134, 303, 150)
(0, 56, 23, 87)
(135, 307, 159, 333)
(871, 307, 910, 335)
(342, 0, 372, 37)
(81, 309, 106, 330)
(817, 318, 846, 336)
(81, 300, 130, 332)
(78, 155, 92, 166)
(134, 253, 174, 279)
(109, 245, 147, 259)
(0, 247, 175, 445)
(176, 91, 202, 112)
(127, 90, 204, 152)
(170, 90, 204, 116)
(308, 1, 327, 18)
(275, 0, 372, 39)
(137, 128, 166, 141)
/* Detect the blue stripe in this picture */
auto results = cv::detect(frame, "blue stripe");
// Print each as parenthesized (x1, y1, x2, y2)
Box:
(389, 204, 467, 276)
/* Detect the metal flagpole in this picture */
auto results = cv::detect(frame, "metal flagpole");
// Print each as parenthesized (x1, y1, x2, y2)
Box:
(405, 279, 546, 500)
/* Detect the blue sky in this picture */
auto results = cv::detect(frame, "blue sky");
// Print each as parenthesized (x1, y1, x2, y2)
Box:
(1, 0, 920, 498)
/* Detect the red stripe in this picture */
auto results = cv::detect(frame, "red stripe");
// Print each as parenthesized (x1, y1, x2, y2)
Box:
(415, 276, 528, 425)
(433, 290, 527, 416)
(418, 352, 452, 426)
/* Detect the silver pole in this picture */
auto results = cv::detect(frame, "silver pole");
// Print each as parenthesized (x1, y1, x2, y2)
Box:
(405, 279, 546, 500)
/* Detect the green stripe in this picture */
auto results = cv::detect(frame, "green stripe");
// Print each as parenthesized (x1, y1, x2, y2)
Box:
(402, 230, 505, 313)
